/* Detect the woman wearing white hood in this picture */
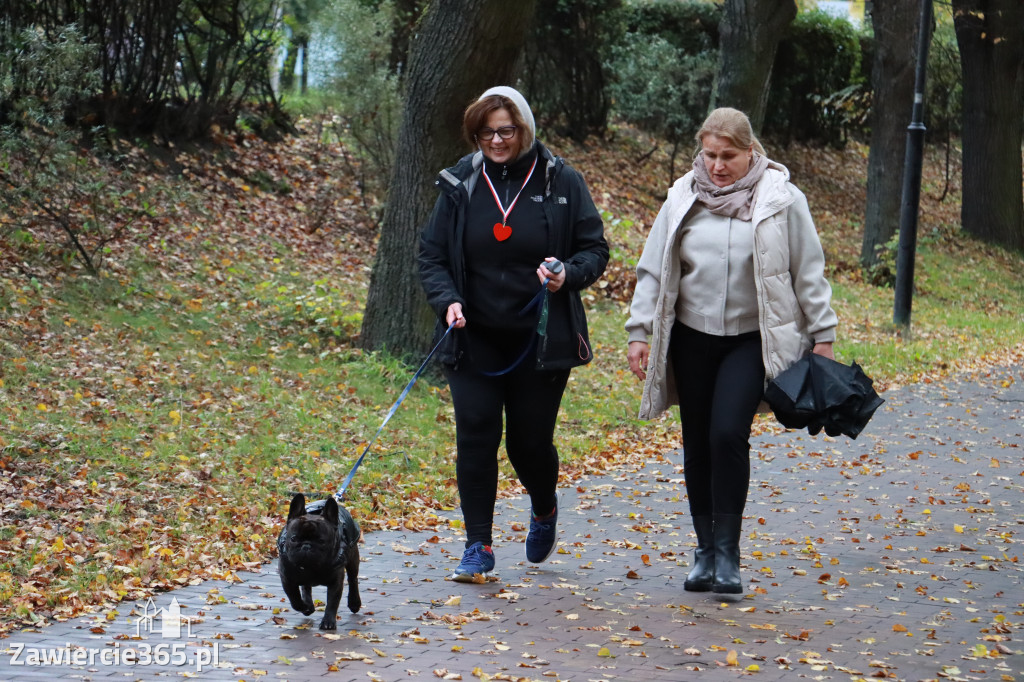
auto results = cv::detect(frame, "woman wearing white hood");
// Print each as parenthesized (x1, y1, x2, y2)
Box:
(419, 86, 608, 582)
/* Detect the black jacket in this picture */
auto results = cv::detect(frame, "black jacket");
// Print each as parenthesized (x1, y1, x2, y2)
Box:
(418, 141, 608, 370)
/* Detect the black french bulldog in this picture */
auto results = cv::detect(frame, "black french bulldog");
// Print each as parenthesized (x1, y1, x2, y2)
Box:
(277, 493, 361, 630)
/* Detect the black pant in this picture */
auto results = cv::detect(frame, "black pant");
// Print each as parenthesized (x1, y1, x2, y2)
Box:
(445, 325, 570, 547)
(668, 322, 765, 517)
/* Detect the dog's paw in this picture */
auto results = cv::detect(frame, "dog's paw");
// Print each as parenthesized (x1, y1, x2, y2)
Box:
(348, 596, 362, 613)
(318, 617, 337, 631)
(291, 601, 315, 616)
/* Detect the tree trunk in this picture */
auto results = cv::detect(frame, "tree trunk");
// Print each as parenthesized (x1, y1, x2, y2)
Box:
(299, 35, 309, 94)
(860, 0, 924, 269)
(715, 0, 797, 131)
(281, 40, 297, 92)
(953, 0, 1024, 251)
(360, 0, 537, 358)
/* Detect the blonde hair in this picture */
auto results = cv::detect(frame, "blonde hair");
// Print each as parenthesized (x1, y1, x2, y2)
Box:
(695, 107, 766, 155)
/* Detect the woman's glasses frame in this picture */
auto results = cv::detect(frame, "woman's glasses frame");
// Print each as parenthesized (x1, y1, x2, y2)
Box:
(477, 126, 517, 141)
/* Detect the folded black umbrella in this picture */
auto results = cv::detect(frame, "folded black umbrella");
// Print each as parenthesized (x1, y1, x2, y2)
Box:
(764, 353, 884, 439)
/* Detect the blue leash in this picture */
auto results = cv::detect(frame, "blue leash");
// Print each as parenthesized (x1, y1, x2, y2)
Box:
(479, 259, 563, 377)
(306, 319, 456, 508)
(307, 260, 563, 510)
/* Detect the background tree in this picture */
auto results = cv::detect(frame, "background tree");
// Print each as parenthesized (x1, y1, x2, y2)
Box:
(714, 0, 796, 131)
(359, 0, 538, 358)
(338, 0, 429, 79)
(953, 0, 1024, 250)
(521, 0, 622, 141)
(313, 0, 403, 223)
(0, 0, 285, 138)
(925, 20, 965, 203)
(860, 0, 924, 271)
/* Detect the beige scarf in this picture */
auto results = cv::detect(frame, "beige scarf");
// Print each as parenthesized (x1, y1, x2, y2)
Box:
(692, 151, 769, 221)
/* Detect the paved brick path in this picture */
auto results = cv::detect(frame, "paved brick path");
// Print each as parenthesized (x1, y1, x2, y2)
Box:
(2, 367, 1021, 681)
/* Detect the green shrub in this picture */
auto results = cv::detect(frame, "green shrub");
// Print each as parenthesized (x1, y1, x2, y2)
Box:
(765, 9, 865, 146)
(619, 0, 721, 53)
(607, 26, 717, 183)
(0, 26, 175, 276)
(1, 25, 97, 125)
(605, 0, 722, 182)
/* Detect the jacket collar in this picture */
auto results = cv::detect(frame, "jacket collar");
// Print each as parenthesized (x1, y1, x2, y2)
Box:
(437, 141, 559, 200)
(482, 144, 540, 180)
(750, 161, 795, 223)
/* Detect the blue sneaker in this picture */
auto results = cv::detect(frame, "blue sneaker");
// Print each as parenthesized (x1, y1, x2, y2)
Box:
(452, 542, 495, 583)
(526, 494, 559, 564)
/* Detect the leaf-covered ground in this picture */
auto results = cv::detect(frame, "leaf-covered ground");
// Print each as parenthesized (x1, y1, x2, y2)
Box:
(1, 117, 1021, 637)
(7, 365, 1019, 681)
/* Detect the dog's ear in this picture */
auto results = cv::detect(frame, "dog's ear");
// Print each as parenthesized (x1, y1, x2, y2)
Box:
(288, 493, 306, 521)
(323, 496, 340, 525)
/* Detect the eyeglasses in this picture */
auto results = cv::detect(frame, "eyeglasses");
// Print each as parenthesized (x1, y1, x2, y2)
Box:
(477, 126, 517, 141)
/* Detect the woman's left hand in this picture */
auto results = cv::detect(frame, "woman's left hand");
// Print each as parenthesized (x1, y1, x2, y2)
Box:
(538, 257, 566, 292)
(811, 342, 835, 361)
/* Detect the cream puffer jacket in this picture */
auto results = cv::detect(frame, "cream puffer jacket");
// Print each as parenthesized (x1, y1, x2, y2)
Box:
(626, 161, 838, 420)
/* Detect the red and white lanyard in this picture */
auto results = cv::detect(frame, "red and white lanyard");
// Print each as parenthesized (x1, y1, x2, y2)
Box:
(481, 156, 538, 242)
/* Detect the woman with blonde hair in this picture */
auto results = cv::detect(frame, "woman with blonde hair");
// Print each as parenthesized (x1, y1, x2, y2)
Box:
(626, 107, 837, 594)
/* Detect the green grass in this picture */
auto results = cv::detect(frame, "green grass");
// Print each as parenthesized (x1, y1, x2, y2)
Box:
(830, 236, 1024, 382)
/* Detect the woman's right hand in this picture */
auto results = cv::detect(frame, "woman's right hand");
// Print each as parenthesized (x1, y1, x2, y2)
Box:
(446, 302, 466, 328)
(627, 341, 649, 381)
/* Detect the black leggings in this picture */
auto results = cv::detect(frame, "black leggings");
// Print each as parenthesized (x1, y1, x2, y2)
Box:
(445, 325, 570, 547)
(668, 322, 765, 517)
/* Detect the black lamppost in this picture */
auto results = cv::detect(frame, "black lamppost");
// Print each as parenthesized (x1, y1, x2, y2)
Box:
(893, 0, 934, 328)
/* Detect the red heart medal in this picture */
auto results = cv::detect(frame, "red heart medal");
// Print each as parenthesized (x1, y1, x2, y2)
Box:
(482, 155, 538, 243)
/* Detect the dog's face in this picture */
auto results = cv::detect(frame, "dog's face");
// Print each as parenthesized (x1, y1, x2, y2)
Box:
(279, 494, 340, 570)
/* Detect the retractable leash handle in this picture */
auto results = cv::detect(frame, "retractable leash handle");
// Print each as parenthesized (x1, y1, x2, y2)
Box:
(542, 258, 564, 285)
(531, 258, 563, 307)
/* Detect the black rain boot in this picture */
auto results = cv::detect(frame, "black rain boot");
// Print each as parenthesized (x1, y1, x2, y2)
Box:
(684, 516, 715, 592)
(712, 513, 744, 594)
